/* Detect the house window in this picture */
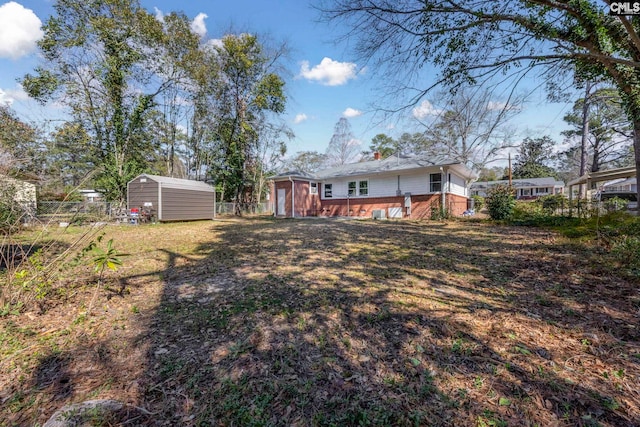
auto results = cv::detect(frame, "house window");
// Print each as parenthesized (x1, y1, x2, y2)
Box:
(430, 173, 442, 192)
(324, 183, 332, 198)
(310, 182, 318, 194)
(359, 180, 368, 196)
(348, 181, 357, 196)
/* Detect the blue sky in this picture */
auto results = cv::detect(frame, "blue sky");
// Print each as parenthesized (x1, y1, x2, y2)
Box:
(0, 0, 574, 163)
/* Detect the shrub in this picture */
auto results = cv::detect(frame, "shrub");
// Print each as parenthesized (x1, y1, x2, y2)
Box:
(611, 236, 640, 276)
(603, 196, 629, 212)
(0, 183, 24, 235)
(470, 195, 485, 211)
(539, 194, 566, 214)
(485, 185, 516, 220)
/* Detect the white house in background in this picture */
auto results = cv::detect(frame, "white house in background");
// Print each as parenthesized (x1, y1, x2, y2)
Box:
(0, 175, 37, 220)
(599, 177, 637, 209)
(77, 189, 104, 202)
(601, 177, 637, 194)
(470, 177, 565, 199)
(270, 154, 477, 219)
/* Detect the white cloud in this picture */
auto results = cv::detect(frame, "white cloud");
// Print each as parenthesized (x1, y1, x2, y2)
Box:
(154, 7, 165, 23)
(293, 113, 308, 124)
(0, 85, 29, 106)
(412, 100, 442, 119)
(0, 2, 43, 59)
(204, 38, 223, 51)
(487, 100, 521, 112)
(191, 13, 208, 38)
(342, 107, 362, 118)
(487, 101, 507, 111)
(299, 57, 357, 86)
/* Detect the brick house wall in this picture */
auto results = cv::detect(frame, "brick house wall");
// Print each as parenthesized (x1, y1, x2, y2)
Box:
(319, 193, 469, 219)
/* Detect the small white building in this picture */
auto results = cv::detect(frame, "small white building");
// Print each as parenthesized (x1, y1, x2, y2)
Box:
(471, 177, 564, 199)
(0, 175, 37, 221)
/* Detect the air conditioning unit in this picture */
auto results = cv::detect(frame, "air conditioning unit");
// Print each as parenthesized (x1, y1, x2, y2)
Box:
(372, 209, 386, 219)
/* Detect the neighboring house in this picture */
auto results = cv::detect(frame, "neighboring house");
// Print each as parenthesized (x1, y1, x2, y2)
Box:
(567, 166, 636, 202)
(127, 174, 215, 221)
(599, 177, 638, 210)
(77, 189, 104, 202)
(470, 177, 564, 200)
(270, 155, 477, 219)
(601, 177, 637, 194)
(0, 175, 37, 221)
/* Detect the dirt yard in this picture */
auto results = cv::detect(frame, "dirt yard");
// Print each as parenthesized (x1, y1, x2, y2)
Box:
(1, 217, 639, 426)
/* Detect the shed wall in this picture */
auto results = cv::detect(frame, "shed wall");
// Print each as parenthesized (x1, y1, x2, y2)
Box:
(127, 178, 159, 213)
(160, 187, 214, 221)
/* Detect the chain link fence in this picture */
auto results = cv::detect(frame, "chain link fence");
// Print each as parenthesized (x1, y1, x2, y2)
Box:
(216, 202, 273, 216)
(37, 201, 113, 223)
(35, 201, 273, 223)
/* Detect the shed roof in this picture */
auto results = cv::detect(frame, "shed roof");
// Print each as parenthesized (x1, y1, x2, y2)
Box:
(132, 174, 215, 192)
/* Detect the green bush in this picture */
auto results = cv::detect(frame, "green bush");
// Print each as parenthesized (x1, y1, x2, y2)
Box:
(470, 195, 485, 211)
(485, 185, 516, 220)
(603, 196, 629, 212)
(539, 194, 566, 213)
(611, 236, 640, 276)
(0, 184, 24, 235)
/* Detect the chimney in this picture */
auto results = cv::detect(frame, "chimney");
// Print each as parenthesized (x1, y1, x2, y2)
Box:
(374, 151, 381, 160)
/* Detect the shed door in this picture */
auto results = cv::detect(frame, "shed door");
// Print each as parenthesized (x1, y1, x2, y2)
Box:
(277, 188, 286, 216)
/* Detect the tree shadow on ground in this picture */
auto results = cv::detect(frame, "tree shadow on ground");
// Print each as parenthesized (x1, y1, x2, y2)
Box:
(6, 218, 638, 426)
(137, 218, 639, 426)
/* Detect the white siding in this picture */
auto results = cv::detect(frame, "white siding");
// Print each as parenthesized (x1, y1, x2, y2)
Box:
(320, 169, 461, 199)
(448, 173, 467, 197)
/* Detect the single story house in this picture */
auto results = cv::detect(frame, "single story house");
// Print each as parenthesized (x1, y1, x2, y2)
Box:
(127, 174, 215, 221)
(470, 177, 565, 200)
(77, 189, 104, 202)
(270, 155, 477, 219)
(601, 177, 637, 194)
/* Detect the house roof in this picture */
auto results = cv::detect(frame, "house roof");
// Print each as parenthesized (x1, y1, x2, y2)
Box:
(131, 174, 215, 192)
(470, 177, 564, 190)
(602, 177, 637, 188)
(273, 155, 477, 181)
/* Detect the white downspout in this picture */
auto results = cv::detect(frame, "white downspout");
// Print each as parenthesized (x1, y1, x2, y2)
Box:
(158, 182, 162, 221)
(440, 167, 446, 213)
(289, 176, 295, 218)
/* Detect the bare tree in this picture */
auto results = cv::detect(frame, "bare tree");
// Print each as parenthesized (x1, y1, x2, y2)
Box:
(325, 117, 362, 166)
(415, 87, 522, 170)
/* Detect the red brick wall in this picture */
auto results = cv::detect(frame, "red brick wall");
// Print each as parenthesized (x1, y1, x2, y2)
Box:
(320, 196, 405, 217)
(274, 181, 292, 216)
(294, 180, 321, 216)
(319, 193, 469, 219)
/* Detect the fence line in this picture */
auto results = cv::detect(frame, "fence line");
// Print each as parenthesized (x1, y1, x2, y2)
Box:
(35, 201, 273, 223)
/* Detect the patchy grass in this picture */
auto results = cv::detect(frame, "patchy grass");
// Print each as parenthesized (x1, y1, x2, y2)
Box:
(1, 217, 639, 426)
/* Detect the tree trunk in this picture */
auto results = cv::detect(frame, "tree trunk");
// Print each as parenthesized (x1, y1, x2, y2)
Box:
(633, 118, 640, 213)
(579, 82, 592, 198)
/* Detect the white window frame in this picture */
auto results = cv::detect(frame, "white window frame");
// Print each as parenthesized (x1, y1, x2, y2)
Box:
(324, 183, 333, 198)
(348, 181, 357, 196)
(358, 180, 369, 196)
(310, 182, 318, 194)
(429, 173, 442, 192)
